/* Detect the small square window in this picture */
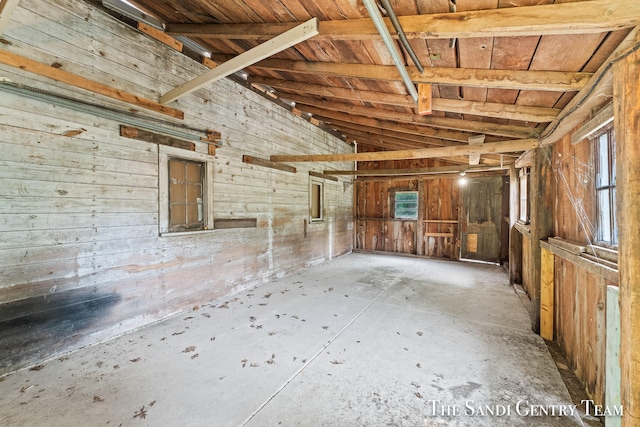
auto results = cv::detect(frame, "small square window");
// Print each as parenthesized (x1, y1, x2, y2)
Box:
(159, 145, 213, 235)
(394, 191, 418, 220)
(310, 179, 324, 222)
(169, 158, 204, 232)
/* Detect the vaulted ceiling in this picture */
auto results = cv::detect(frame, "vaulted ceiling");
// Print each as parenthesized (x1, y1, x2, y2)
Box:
(107, 0, 638, 169)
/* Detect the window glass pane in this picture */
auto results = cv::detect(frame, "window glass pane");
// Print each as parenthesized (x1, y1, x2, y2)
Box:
(168, 158, 204, 232)
(612, 187, 618, 244)
(597, 189, 611, 242)
(610, 131, 616, 185)
(596, 134, 609, 187)
(311, 182, 322, 220)
(395, 191, 418, 219)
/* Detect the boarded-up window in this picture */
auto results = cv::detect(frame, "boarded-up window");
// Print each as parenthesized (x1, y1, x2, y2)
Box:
(394, 191, 418, 219)
(169, 158, 204, 232)
(595, 127, 617, 245)
(310, 179, 323, 222)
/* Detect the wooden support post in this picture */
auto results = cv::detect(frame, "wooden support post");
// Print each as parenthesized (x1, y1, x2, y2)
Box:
(613, 44, 640, 427)
(509, 166, 522, 285)
(529, 147, 554, 333)
(606, 285, 622, 427)
(540, 247, 554, 340)
(417, 84, 432, 115)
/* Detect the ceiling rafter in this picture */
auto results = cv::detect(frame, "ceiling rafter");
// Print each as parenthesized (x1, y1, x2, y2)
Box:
(164, 0, 640, 41)
(160, 18, 319, 104)
(240, 58, 591, 92)
(270, 139, 539, 163)
(296, 103, 537, 139)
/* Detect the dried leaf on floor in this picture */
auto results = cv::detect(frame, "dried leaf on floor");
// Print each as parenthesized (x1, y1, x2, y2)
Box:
(183, 316, 194, 320)
(149, 400, 156, 407)
(266, 359, 274, 365)
(202, 313, 211, 318)
(415, 392, 423, 399)
(130, 358, 141, 363)
(263, 293, 272, 299)
(193, 306, 199, 311)
(417, 332, 423, 336)
(255, 325, 263, 329)
(29, 365, 44, 371)
(171, 331, 184, 336)
(133, 406, 147, 419)
(58, 356, 70, 362)
(249, 316, 256, 322)
(416, 363, 421, 368)
(182, 346, 196, 353)
(210, 337, 216, 341)
(268, 331, 277, 336)
(191, 354, 199, 360)
(250, 363, 259, 367)
(241, 359, 248, 368)
(93, 395, 105, 403)
(322, 326, 329, 330)
(113, 365, 120, 369)
(20, 385, 34, 393)
(258, 303, 267, 306)
(330, 360, 344, 365)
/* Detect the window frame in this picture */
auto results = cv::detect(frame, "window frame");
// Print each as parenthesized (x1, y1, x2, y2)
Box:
(159, 145, 214, 236)
(518, 167, 530, 224)
(309, 177, 324, 223)
(393, 190, 419, 220)
(593, 125, 617, 247)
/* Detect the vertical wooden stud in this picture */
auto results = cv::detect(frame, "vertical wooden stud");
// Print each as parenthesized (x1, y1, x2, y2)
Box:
(606, 285, 622, 427)
(418, 83, 432, 116)
(613, 45, 640, 427)
(540, 247, 554, 340)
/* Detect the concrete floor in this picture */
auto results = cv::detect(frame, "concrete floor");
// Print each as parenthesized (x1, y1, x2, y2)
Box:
(0, 253, 585, 426)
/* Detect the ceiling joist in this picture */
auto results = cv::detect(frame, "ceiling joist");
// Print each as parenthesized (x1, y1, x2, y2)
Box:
(242, 58, 590, 92)
(270, 139, 539, 163)
(297, 103, 537, 139)
(165, 0, 640, 41)
(324, 165, 510, 176)
(160, 18, 319, 104)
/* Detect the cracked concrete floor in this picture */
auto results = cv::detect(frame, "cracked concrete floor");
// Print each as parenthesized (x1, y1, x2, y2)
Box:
(0, 253, 584, 426)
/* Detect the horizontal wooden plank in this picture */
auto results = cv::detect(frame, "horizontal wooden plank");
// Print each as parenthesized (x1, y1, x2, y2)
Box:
(309, 171, 339, 182)
(213, 218, 258, 229)
(242, 154, 297, 173)
(0, 50, 184, 119)
(272, 139, 539, 163)
(137, 22, 183, 51)
(120, 125, 195, 151)
(166, 0, 640, 40)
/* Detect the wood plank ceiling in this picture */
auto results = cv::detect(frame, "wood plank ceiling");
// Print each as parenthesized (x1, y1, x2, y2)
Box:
(119, 0, 636, 169)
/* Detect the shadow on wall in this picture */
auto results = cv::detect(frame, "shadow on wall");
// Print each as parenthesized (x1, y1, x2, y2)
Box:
(0, 288, 121, 375)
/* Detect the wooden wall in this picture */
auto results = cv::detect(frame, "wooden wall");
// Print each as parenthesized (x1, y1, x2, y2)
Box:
(551, 133, 614, 406)
(0, 0, 353, 373)
(354, 158, 460, 258)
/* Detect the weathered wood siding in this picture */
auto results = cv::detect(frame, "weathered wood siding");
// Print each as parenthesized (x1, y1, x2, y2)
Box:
(0, 0, 353, 373)
(551, 133, 613, 405)
(354, 158, 460, 258)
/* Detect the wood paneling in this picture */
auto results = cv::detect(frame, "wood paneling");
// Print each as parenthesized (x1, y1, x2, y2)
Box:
(555, 257, 607, 406)
(0, 0, 353, 374)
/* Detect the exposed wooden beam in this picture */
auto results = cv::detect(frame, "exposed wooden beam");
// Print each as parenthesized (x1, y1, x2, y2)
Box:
(137, 22, 183, 51)
(315, 111, 489, 143)
(432, 98, 559, 122)
(298, 103, 536, 139)
(248, 75, 413, 106)
(242, 155, 296, 173)
(467, 134, 486, 165)
(324, 164, 510, 176)
(270, 139, 539, 163)
(418, 84, 432, 116)
(160, 18, 319, 104)
(282, 90, 559, 123)
(0, 0, 20, 35)
(165, 0, 640, 40)
(0, 49, 184, 119)
(245, 58, 590, 92)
